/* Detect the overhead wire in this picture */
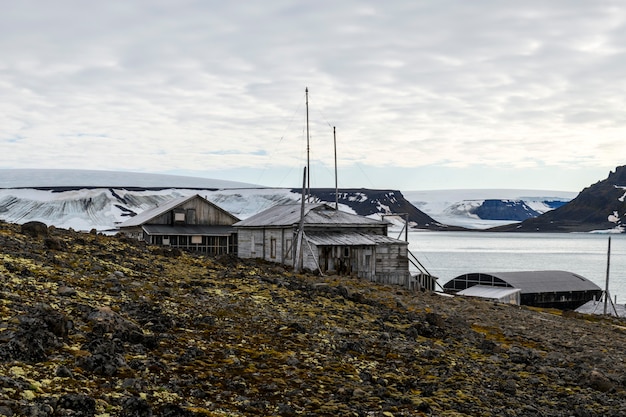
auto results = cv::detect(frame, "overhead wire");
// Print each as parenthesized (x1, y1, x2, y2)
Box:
(255, 91, 307, 187)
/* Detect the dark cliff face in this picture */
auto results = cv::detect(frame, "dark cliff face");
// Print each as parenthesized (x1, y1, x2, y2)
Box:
(493, 165, 626, 232)
(473, 200, 540, 221)
(299, 188, 448, 229)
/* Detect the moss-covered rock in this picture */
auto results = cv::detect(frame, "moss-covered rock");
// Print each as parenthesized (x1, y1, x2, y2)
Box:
(1, 220, 626, 416)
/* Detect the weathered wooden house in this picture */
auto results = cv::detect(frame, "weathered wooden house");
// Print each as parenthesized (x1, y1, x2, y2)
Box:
(234, 203, 410, 283)
(443, 270, 602, 309)
(118, 194, 239, 255)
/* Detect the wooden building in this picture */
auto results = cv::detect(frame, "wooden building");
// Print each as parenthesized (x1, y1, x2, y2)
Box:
(443, 270, 602, 309)
(234, 203, 410, 284)
(118, 194, 239, 255)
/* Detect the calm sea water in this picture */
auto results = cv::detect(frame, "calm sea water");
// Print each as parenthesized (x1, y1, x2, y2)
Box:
(405, 231, 626, 304)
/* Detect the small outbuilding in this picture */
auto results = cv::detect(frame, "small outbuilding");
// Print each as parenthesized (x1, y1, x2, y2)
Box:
(234, 203, 411, 284)
(444, 270, 603, 310)
(118, 194, 239, 255)
(457, 285, 521, 305)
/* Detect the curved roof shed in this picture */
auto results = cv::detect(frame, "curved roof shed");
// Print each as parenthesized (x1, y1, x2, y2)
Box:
(444, 270, 602, 310)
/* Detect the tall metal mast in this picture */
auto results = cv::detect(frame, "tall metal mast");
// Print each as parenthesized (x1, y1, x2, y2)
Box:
(334, 126, 338, 210)
(305, 87, 310, 202)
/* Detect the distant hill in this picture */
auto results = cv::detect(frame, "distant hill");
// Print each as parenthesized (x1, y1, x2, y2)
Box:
(492, 165, 626, 233)
(404, 189, 576, 229)
(306, 188, 444, 229)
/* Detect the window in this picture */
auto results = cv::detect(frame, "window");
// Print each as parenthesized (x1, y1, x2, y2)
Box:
(174, 212, 185, 222)
(285, 238, 292, 260)
(270, 237, 277, 259)
(186, 209, 196, 224)
(251, 235, 256, 254)
(191, 235, 202, 244)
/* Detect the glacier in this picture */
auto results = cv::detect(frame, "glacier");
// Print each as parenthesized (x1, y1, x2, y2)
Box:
(0, 187, 302, 232)
(0, 170, 574, 232)
(404, 189, 576, 229)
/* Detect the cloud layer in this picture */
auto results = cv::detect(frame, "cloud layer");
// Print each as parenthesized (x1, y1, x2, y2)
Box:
(2, 1, 626, 189)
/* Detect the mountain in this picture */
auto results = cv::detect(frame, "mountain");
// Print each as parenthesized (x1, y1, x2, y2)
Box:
(0, 169, 441, 232)
(404, 189, 576, 229)
(306, 188, 444, 228)
(492, 166, 626, 233)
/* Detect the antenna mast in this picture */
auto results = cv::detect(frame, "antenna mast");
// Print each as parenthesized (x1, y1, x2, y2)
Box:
(305, 87, 310, 202)
(334, 126, 338, 210)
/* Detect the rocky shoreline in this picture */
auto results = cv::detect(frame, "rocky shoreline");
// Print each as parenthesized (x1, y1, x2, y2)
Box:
(1, 221, 626, 416)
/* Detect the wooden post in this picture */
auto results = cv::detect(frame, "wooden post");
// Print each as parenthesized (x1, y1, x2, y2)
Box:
(404, 213, 408, 242)
(604, 236, 611, 315)
(295, 167, 307, 273)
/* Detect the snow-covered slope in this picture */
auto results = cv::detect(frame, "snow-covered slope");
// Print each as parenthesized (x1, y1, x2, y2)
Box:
(0, 169, 445, 232)
(404, 189, 577, 229)
(0, 169, 296, 230)
(0, 170, 576, 231)
(0, 187, 302, 231)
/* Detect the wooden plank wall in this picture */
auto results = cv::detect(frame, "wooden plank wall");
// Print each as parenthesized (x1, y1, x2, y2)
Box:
(150, 198, 237, 226)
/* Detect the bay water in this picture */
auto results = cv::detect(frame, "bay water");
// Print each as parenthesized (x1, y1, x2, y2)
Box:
(405, 231, 626, 304)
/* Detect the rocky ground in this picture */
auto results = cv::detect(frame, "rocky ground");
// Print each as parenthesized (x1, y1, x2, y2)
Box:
(1, 221, 626, 416)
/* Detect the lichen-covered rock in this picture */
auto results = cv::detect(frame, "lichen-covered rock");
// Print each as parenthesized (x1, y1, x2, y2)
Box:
(57, 394, 97, 416)
(20, 221, 48, 237)
(0, 221, 626, 416)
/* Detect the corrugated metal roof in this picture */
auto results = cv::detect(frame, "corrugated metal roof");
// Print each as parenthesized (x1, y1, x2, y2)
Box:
(305, 231, 407, 246)
(458, 285, 521, 299)
(142, 225, 235, 236)
(234, 203, 387, 228)
(451, 270, 601, 294)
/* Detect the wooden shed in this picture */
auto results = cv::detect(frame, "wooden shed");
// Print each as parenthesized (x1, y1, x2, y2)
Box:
(444, 270, 602, 310)
(234, 203, 410, 284)
(118, 194, 239, 255)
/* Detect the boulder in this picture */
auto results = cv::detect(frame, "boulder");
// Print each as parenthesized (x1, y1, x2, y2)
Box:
(20, 221, 48, 238)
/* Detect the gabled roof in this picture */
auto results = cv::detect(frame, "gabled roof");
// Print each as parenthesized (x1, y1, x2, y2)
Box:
(447, 270, 601, 294)
(120, 194, 238, 227)
(234, 203, 387, 228)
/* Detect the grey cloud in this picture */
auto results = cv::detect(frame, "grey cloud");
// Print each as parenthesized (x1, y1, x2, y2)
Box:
(2, 0, 626, 189)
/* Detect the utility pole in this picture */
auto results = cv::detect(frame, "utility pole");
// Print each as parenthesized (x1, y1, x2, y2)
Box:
(334, 126, 338, 210)
(295, 167, 307, 273)
(305, 87, 310, 203)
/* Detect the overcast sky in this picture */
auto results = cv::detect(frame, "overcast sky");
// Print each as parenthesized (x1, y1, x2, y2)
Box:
(2, 1, 626, 191)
